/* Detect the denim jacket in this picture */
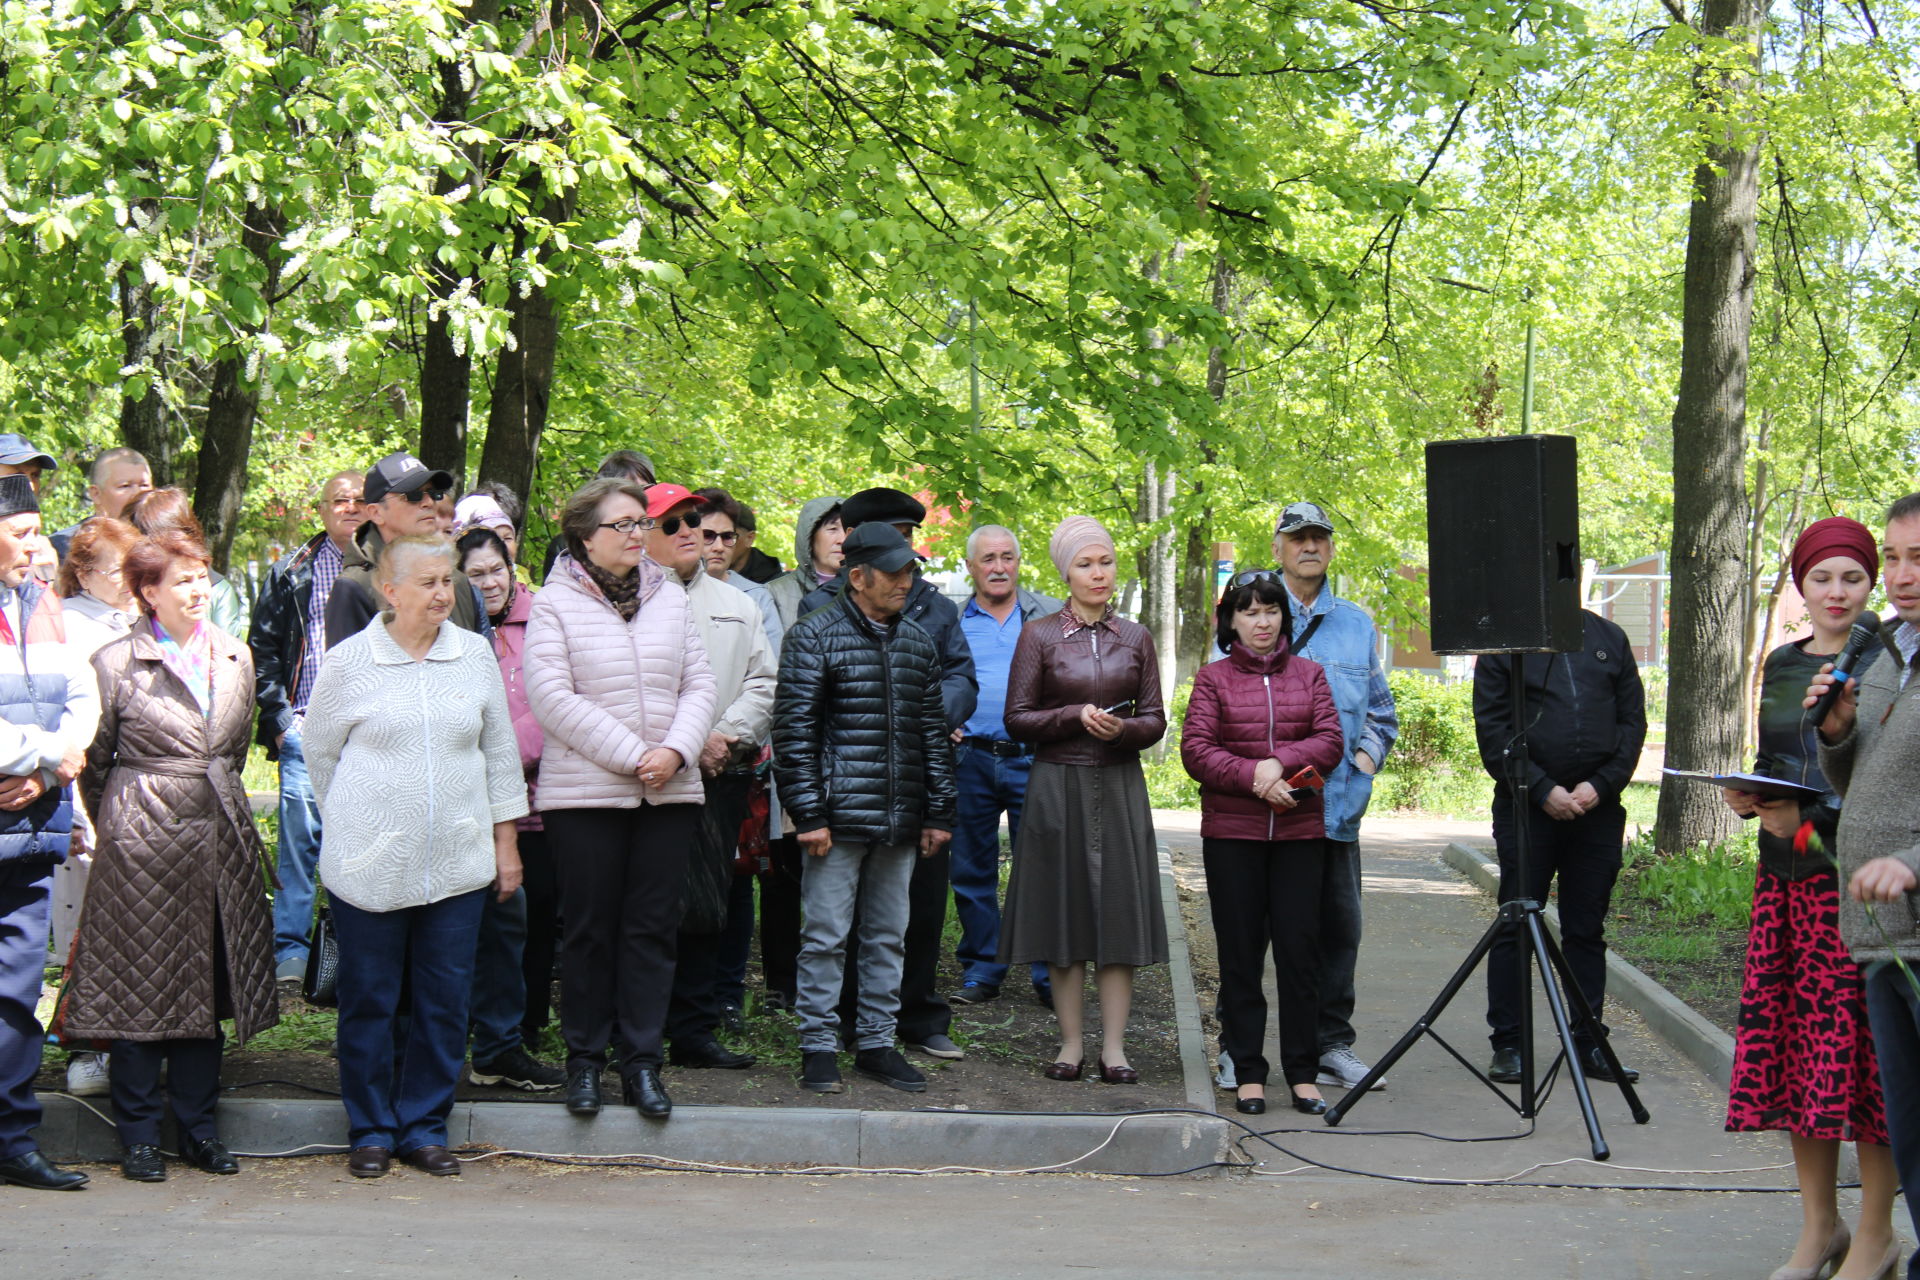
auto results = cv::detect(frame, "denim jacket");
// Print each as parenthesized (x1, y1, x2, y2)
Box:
(1287, 587, 1397, 841)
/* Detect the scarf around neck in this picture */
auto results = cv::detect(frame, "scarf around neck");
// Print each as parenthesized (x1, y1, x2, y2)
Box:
(578, 556, 642, 621)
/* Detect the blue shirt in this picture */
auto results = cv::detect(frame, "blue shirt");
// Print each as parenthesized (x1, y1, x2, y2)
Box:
(961, 597, 1028, 740)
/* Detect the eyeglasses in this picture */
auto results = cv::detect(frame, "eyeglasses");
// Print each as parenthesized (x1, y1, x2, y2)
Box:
(701, 528, 738, 546)
(659, 512, 702, 536)
(394, 487, 449, 506)
(596, 517, 654, 535)
(1230, 569, 1282, 588)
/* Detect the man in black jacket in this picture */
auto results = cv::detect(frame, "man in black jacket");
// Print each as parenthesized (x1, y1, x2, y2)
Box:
(800, 487, 977, 1060)
(774, 524, 956, 1097)
(248, 470, 363, 979)
(325, 452, 487, 649)
(1473, 608, 1647, 1085)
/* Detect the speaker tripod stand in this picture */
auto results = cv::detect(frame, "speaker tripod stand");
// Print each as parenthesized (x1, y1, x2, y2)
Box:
(1322, 661, 1651, 1159)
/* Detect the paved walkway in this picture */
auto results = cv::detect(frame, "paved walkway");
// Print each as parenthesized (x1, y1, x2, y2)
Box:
(6, 812, 1900, 1278)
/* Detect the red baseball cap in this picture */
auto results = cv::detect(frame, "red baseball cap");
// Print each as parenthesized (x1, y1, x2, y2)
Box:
(642, 483, 699, 519)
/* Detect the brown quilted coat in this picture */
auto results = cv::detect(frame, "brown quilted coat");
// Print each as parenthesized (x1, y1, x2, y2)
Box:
(62, 625, 279, 1043)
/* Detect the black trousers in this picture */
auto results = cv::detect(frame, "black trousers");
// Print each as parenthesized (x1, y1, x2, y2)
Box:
(548, 804, 699, 1077)
(1203, 838, 1327, 1087)
(1485, 788, 1625, 1052)
(840, 845, 951, 1043)
(517, 829, 560, 1046)
(110, 1036, 223, 1148)
(759, 835, 804, 1002)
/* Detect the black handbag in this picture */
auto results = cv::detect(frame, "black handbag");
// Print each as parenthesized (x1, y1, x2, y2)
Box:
(302, 889, 341, 1007)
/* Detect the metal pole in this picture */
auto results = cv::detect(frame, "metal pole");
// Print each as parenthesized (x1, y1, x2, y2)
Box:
(1519, 319, 1537, 435)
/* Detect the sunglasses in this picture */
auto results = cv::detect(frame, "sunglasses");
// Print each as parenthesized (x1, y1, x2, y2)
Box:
(701, 528, 739, 546)
(658, 511, 703, 536)
(394, 486, 450, 506)
(1230, 569, 1282, 588)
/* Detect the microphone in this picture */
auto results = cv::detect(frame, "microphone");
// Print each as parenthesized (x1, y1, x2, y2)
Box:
(1809, 619, 1882, 729)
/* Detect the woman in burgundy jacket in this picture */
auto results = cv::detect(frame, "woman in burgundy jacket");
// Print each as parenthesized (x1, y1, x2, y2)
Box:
(1182, 572, 1343, 1116)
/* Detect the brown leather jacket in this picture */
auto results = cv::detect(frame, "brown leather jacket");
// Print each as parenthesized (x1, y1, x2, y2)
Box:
(1005, 610, 1167, 765)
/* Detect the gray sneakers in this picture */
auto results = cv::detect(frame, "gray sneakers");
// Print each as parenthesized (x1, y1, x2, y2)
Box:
(1317, 1046, 1386, 1090)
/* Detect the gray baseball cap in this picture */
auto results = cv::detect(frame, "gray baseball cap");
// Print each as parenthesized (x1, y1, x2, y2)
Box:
(1274, 501, 1334, 535)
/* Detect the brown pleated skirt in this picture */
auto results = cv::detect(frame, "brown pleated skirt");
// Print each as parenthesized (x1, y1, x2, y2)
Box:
(999, 759, 1168, 968)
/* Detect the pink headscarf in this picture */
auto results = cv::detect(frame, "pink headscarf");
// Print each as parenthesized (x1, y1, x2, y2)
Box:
(1049, 516, 1114, 580)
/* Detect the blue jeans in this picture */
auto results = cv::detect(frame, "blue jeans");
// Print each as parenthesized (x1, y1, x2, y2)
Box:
(796, 840, 914, 1053)
(469, 887, 528, 1064)
(271, 728, 325, 965)
(1864, 962, 1920, 1280)
(0, 864, 52, 1159)
(333, 888, 486, 1154)
(949, 744, 1048, 991)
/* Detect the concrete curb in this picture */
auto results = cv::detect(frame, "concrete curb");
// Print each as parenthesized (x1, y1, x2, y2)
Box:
(1159, 845, 1217, 1113)
(35, 854, 1229, 1173)
(1440, 842, 1736, 1089)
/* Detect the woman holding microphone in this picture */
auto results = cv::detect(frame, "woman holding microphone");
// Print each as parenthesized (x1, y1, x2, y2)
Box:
(1181, 572, 1343, 1115)
(1725, 516, 1897, 1280)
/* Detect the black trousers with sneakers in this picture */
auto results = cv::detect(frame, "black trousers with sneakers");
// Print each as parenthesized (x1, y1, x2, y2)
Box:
(1203, 837, 1327, 1088)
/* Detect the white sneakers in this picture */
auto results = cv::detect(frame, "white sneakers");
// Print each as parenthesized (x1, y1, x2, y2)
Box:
(65, 1052, 110, 1097)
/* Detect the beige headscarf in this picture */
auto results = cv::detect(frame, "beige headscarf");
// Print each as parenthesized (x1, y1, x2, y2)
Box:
(1048, 515, 1115, 580)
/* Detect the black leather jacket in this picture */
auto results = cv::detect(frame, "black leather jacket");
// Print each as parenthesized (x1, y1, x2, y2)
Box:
(800, 570, 978, 730)
(247, 531, 331, 759)
(773, 593, 958, 844)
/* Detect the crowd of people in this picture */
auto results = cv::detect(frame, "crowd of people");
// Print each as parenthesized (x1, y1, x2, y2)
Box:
(4, 431, 1920, 1280)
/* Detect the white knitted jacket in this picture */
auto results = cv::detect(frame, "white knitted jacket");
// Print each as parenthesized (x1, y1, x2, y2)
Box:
(525, 554, 716, 810)
(304, 616, 529, 912)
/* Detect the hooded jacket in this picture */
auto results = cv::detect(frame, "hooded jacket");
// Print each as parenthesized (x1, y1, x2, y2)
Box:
(764, 495, 844, 635)
(1181, 640, 1344, 842)
(524, 553, 717, 810)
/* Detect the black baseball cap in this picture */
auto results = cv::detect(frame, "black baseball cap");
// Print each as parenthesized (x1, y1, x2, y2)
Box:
(841, 486, 927, 529)
(841, 522, 920, 573)
(1275, 500, 1335, 535)
(363, 452, 454, 504)
(0, 474, 40, 518)
(0, 433, 56, 471)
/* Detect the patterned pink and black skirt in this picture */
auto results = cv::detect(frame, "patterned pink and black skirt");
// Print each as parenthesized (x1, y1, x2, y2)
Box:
(1726, 864, 1888, 1143)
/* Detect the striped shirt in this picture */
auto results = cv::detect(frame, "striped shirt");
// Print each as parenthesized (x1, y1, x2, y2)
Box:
(292, 539, 343, 717)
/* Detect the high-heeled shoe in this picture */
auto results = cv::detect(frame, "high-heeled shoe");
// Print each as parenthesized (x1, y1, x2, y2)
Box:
(1044, 1060, 1084, 1081)
(1768, 1222, 1849, 1280)
(1831, 1239, 1899, 1280)
(1290, 1090, 1328, 1116)
(1096, 1057, 1139, 1085)
(1234, 1090, 1266, 1116)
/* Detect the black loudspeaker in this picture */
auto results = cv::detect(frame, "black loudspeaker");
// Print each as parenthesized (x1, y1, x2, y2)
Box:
(1425, 434, 1581, 654)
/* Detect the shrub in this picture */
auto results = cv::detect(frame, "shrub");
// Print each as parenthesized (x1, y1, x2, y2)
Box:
(1619, 826, 1756, 930)
(1377, 670, 1482, 812)
(1144, 680, 1199, 809)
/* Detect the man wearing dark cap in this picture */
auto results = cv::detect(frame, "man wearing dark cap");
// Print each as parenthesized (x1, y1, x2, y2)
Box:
(731, 502, 784, 584)
(774, 522, 956, 1096)
(0, 475, 100, 1190)
(1215, 500, 1401, 1095)
(325, 452, 486, 648)
(800, 486, 977, 1060)
(0, 434, 59, 582)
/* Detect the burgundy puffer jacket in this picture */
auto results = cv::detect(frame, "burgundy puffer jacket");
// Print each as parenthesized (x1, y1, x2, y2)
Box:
(1181, 641, 1344, 842)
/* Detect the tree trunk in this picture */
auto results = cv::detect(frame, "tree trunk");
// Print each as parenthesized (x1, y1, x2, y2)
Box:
(1147, 462, 1178, 712)
(117, 264, 173, 486)
(194, 203, 284, 573)
(1654, 0, 1770, 854)
(477, 190, 569, 503)
(1177, 255, 1236, 680)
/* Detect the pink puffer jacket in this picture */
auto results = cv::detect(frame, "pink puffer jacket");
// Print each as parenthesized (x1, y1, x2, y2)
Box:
(491, 584, 544, 832)
(524, 553, 717, 810)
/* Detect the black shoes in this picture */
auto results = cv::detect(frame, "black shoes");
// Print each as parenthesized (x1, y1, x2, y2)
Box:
(1290, 1092, 1329, 1116)
(800, 1051, 844, 1093)
(1234, 1095, 1267, 1116)
(626, 1067, 673, 1118)
(1034, 983, 1054, 1010)
(121, 1144, 166, 1182)
(949, 982, 1000, 1006)
(670, 1037, 756, 1070)
(469, 1045, 566, 1091)
(1580, 1046, 1640, 1084)
(0, 1148, 88, 1191)
(565, 1065, 603, 1116)
(180, 1136, 240, 1175)
(854, 1047, 927, 1093)
(1487, 1047, 1524, 1084)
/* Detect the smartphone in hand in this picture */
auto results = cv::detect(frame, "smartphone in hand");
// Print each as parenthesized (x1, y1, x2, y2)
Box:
(1284, 765, 1324, 802)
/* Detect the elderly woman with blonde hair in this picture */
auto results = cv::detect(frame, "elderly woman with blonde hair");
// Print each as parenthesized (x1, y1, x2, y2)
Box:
(999, 516, 1167, 1084)
(301, 534, 527, 1180)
